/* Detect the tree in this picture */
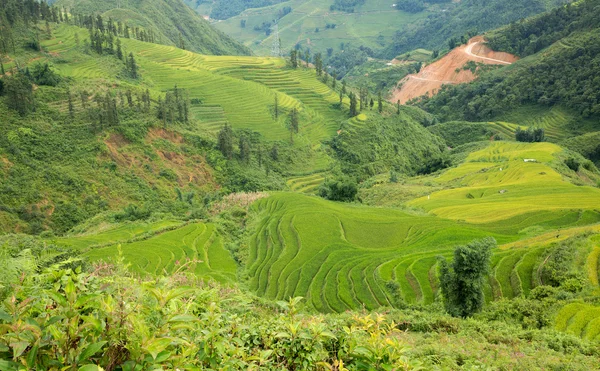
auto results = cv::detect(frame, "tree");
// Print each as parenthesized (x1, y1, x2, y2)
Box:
(332, 72, 337, 89)
(304, 50, 310, 68)
(378, 91, 383, 113)
(127, 52, 138, 79)
(397, 100, 400, 115)
(241, 19, 247, 28)
(290, 49, 298, 68)
(116, 38, 123, 60)
(340, 80, 346, 104)
(288, 107, 299, 144)
(4, 73, 35, 116)
(239, 136, 251, 163)
(349, 92, 358, 117)
(218, 124, 234, 159)
(314, 53, 323, 76)
(318, 177, 357, 202)
(439, 237, 495, 317)
(178, 33, 185, 50)
(274, 94, 279, 118)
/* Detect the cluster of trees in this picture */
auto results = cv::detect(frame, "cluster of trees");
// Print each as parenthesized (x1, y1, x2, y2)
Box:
(0, 63, 62, 116)
(417, 31, 600, 121)
(76, 14, 157, 44)
(217, 124, 282, 174)
(487, 0, 600, 57)
(318, 176, 358, 202)
(515, 127, 545, 143)
(253, 21, 272, 36)
(157, 85, 190, 127)
(330, 0, 366, 13)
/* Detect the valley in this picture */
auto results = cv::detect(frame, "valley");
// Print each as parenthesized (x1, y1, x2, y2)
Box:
(1, 0, 600, 369)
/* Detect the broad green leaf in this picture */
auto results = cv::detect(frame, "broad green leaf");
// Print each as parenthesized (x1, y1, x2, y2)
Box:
(10, 341, 29, 359)
(168, 314, 199, 323)
(78, 341, 107, 363)
(25, 344, 38, 368)
(78, 365, 104, 371)
(144, 338, 172, 360)
(153, 350, 171, 363)
(0, 359, 20, 371)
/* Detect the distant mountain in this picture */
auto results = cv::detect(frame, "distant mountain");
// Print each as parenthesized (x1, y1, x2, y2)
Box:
(55, 0, 252, 55)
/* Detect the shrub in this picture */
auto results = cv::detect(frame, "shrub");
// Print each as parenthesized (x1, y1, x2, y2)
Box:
(318, 177, 358, 202)
(565, 158, 581, 172)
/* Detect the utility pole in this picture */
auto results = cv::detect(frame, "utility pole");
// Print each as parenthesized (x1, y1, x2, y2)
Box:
(271, 21, 281, 58)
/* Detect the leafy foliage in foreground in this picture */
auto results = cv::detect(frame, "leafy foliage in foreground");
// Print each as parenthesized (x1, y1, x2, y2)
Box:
(1, 257, 600, 371)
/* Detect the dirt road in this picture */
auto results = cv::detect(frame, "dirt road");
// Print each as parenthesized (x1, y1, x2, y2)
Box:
(390, 36, 518, 104)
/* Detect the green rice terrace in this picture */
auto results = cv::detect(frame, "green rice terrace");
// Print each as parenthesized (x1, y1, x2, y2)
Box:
(3, 1, 600, 368)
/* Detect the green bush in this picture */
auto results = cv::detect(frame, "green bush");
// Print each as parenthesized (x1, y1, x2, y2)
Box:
(318, 177, 358, 202)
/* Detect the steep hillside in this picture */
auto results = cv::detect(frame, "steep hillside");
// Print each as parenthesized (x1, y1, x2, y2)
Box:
(415, 0, 600, 145)
(391, 36, 518, 104)
(380, 0, 570, 59)
(55, 0, 252, 55)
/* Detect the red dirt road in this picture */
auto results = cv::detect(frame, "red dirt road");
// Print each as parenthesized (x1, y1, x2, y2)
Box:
(390, 36, 518, 104)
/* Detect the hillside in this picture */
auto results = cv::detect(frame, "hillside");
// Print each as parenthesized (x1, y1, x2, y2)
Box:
(415, 0, 600, 154)
(391, 36, 518, 104)
(200, 0, 568, 62)
(54, 0, 252, 55)
(2, 1, 600, 369)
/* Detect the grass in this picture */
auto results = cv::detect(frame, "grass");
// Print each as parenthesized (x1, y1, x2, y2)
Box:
(555, 303, 600, 341)
(246, 142, 600, 312)
(408, 142, 600, 224)
(78, 222, 237, 282)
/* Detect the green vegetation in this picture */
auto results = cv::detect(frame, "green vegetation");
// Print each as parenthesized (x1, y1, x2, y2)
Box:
(55, 0, 251, 55)
(2, 1, 600, 368)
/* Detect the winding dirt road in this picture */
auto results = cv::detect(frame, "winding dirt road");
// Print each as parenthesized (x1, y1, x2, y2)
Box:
(390, 37, 518, 104)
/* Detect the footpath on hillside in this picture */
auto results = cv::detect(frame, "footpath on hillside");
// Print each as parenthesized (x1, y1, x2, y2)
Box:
(390, 36, 518, 104)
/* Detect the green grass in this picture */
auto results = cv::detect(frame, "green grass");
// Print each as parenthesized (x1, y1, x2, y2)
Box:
(409, 142, 600, 224)
(81, 222, 237, 282)
(246, 142, 600, 312)
(555, 303, 600, 341)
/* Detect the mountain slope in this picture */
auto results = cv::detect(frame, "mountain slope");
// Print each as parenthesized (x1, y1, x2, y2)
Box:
(55, 0, 252, 55)
(415, 0, 600, 142)
(391, 36, 518, 104)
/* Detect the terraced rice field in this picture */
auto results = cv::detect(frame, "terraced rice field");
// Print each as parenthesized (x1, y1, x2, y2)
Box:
(409, 142, 600, 223)
(246, 142, 600, 312)
(74, 223, 238, 282)
(42, 24, 340, 173)
(556, 303, 600, 341)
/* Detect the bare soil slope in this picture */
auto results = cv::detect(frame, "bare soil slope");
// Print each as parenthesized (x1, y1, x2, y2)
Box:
(391, 36, 518, 104)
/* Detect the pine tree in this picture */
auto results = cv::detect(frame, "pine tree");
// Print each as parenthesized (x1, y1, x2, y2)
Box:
(304, 50, 310, 68)
(218, 124, 234, 159)
(116, 38, 123, 60)
(340, 80, 346, 105)
(127, 52, 138, 79)
(290, 49, 298, 68)
(378, 91, 383, 113)
(369, 98, 374, 110)
(274, 94, 279, 119)
(126, 90, 133, 108)
(349, 92, 358, 117)
(397, 100, 400, 115)
(314, 53, 323, 76)
(239, 136, 251, 163)
(332, 72, 337, 89)
(288, 107, 299, 144)
(4, 73, 35, 116)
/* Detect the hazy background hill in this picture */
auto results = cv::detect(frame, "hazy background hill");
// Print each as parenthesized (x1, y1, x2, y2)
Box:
(53, 0, 252, 55)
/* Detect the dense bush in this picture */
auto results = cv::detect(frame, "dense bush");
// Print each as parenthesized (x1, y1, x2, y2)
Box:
(515, 127, 545, 142)
(319, 177, 358, 202)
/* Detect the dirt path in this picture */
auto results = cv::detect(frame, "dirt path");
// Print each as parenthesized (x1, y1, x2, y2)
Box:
(390, 36, 518, 104)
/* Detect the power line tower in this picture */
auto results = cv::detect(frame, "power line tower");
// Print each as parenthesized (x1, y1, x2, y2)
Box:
(271, 22, 281, 58)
